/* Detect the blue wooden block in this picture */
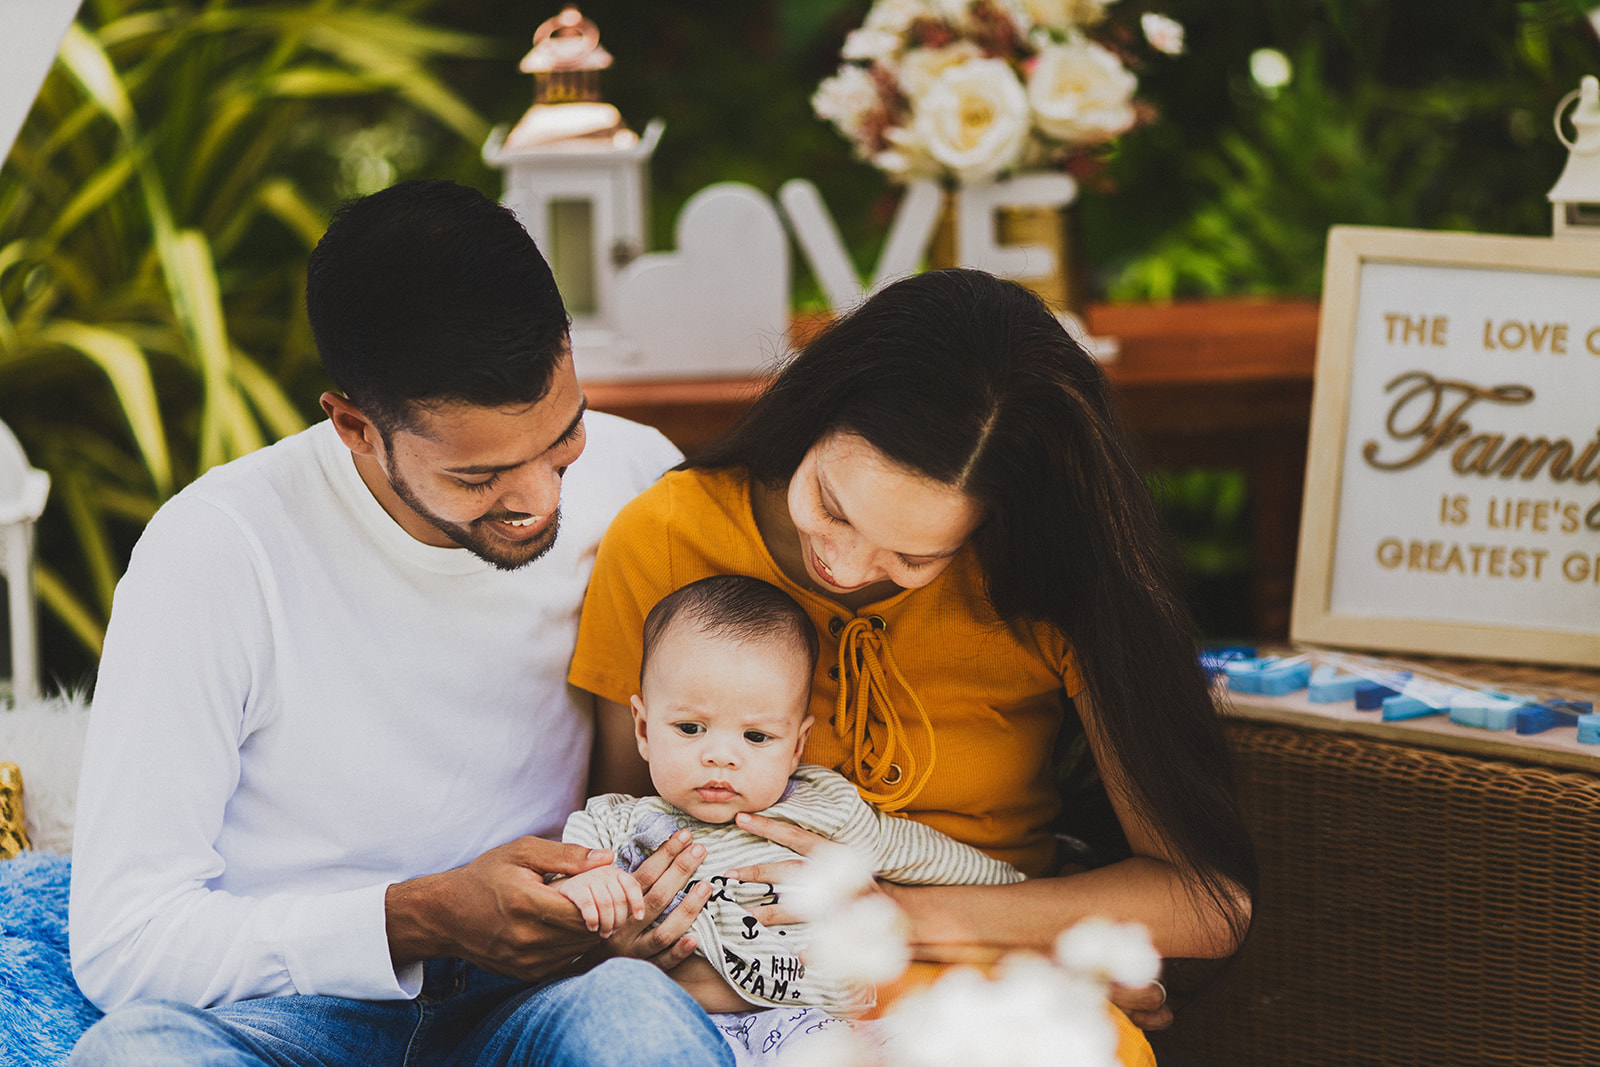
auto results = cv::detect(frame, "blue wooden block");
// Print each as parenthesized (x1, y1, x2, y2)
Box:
(1256, 659, 1311, 696)
(1354, 683, 1399, 711)
(1222, 657, 1266, 694)
(1448, 693, 1523, 731)
(1225, 656, 1311, 695)
(1200, 647, 1255, 681)
(1515, 701, 1584, 735)
(1382, 694, 1446, 721)
(1577, 714, 1600, 744)
(1308, 664, 1364, 704)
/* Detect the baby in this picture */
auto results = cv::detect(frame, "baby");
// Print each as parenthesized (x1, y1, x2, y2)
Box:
(554, 574, 1024, 1036)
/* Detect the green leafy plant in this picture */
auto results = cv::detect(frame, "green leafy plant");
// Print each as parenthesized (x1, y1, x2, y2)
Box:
(1, 0, 496, 681)
(1103, 1, 1598, 299)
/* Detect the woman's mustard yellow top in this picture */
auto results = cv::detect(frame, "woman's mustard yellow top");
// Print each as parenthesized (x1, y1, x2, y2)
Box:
(568, 467, 1083, 878)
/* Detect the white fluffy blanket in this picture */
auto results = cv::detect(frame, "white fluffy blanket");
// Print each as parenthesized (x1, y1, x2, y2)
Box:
(0, 691, 90, 855)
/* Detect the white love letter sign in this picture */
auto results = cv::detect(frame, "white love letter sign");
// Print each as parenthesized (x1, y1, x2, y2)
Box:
(1293, 226, 1600, 667)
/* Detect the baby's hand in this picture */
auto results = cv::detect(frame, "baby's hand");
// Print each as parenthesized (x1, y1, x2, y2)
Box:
(553, 865, 645, 937)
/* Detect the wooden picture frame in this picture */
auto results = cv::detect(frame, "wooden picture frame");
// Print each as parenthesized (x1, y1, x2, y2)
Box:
(1291, 226, 1600, 668)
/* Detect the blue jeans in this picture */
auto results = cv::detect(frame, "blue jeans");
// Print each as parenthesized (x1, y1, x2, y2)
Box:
(69, 957, 734, 1067)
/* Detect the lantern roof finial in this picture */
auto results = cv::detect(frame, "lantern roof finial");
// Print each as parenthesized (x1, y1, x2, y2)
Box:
(520, 6, 613, 75)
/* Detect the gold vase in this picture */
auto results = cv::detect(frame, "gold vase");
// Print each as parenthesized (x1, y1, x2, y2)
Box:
(929, 190, 1089, 319)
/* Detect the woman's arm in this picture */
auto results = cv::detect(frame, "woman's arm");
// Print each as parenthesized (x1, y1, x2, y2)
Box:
(732, 691, 1249, 962)
(886, 689, 1249, 961)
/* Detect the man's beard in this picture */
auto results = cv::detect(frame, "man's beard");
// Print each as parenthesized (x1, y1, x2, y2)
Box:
(387, 466, 561, 572)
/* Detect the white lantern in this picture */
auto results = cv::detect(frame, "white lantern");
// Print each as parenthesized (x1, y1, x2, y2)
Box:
(0, 419, 50, 704)
(483, 5, 663, 372)
(1547, 75, 1600, 239)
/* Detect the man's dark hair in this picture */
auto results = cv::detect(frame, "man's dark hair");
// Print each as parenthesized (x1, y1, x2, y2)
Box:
(640, 575, 820, 684)
(305, 179, 569, 436)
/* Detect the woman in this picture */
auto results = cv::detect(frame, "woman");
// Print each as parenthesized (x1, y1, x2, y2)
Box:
(570, 269, 1257, 1056)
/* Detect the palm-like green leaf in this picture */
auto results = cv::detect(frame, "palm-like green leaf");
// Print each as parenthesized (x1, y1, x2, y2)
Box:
(31, 321, 173, 496)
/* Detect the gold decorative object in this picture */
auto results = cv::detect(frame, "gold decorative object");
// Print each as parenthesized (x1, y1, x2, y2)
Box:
(930, 196, 1089, 319)
(0, 761, 30, 859)
(505, 6, 628, 150)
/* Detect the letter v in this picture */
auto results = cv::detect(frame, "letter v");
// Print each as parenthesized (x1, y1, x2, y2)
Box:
(778, 178, 943, 312)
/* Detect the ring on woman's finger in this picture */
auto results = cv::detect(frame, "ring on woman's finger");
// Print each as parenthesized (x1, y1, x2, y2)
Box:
(1151, 979, 1167, 1009)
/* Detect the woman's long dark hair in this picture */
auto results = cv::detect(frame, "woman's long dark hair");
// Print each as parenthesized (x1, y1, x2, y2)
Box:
(693, 269, 1257, 948)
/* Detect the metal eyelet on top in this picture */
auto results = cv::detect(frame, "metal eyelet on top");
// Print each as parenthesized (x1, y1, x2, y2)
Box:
(827, 666, 840, 681)
(828, 617, 844, 637)
(880, 762, 903, 785)
(868, 615, 886, 631)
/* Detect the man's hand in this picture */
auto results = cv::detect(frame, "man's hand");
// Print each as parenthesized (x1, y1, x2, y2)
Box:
(387, 829, 718, 982)
(552, 866, 645, 937)
(386, 836, 612, 981)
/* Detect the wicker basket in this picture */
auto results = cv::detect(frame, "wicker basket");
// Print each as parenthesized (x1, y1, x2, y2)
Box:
(1152, 720, 1600, 1067)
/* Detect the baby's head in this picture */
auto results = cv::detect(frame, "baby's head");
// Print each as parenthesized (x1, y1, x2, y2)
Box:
(632, 575, 818, 823)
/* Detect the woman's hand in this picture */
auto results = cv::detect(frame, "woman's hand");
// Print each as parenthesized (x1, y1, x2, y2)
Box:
(601, 829, 715, 971)
(725, 811, 831, 925)
(1112, 978, 1174, 1031)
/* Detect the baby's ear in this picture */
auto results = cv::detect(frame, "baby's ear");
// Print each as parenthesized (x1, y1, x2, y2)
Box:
(792, 714, 815, 767)
(630, 694, 649, 760)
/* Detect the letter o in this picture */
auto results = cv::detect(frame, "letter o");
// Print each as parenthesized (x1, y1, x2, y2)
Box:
(1376, 538, 1404, 568)
(1588, 499, 1600, 531)
(1564, 552, 1591, 583)
(1498, 321, 1527, 349)
(1588, 326, 1600, 354)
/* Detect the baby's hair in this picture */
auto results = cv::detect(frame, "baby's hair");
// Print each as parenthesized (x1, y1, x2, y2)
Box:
(640, 575, 820, 684)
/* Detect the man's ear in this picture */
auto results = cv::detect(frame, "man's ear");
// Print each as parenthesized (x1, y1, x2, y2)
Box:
(320, 392, 382, 459)
(630, 694, 650, 761)
(791, 713, 815, 771)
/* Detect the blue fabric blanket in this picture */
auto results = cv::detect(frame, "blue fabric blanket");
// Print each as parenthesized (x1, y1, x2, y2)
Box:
(0, 853, 100, 1065)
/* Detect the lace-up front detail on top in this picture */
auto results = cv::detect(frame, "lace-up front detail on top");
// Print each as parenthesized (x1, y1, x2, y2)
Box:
(832, 615, 936, 811)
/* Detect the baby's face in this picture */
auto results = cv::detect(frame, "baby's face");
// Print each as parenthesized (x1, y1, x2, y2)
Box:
(632, 624, 814, 823)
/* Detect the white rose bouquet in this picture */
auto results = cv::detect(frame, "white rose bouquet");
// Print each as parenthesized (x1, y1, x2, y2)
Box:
(813, 0, 1185, 186)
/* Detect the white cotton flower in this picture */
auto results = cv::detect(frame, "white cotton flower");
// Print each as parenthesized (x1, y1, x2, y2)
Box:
(1053, 917, 1161, 988)
(1026, 38, 1138, 145)
(883, 958, 1121, 1067)
(911, 56, 1032, 184)
(813, 64, 887, 145)
(897, 40, 986, 100)
(1140, 12, 1185, 55)
(805, 893, 911, 986)
(778, 842, 879, 920)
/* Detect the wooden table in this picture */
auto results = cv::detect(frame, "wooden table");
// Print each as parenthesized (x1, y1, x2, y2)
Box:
(585, 298, 1321, 639)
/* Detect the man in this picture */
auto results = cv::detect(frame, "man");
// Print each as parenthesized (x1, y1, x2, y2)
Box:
(68, 180, 732, 1066)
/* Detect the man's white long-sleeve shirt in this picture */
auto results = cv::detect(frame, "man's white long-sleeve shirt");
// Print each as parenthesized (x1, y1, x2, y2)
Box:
(69, 413, 680, 1011)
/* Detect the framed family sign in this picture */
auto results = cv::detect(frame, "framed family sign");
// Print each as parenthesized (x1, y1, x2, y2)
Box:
(1291, 225, 1600, 668)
